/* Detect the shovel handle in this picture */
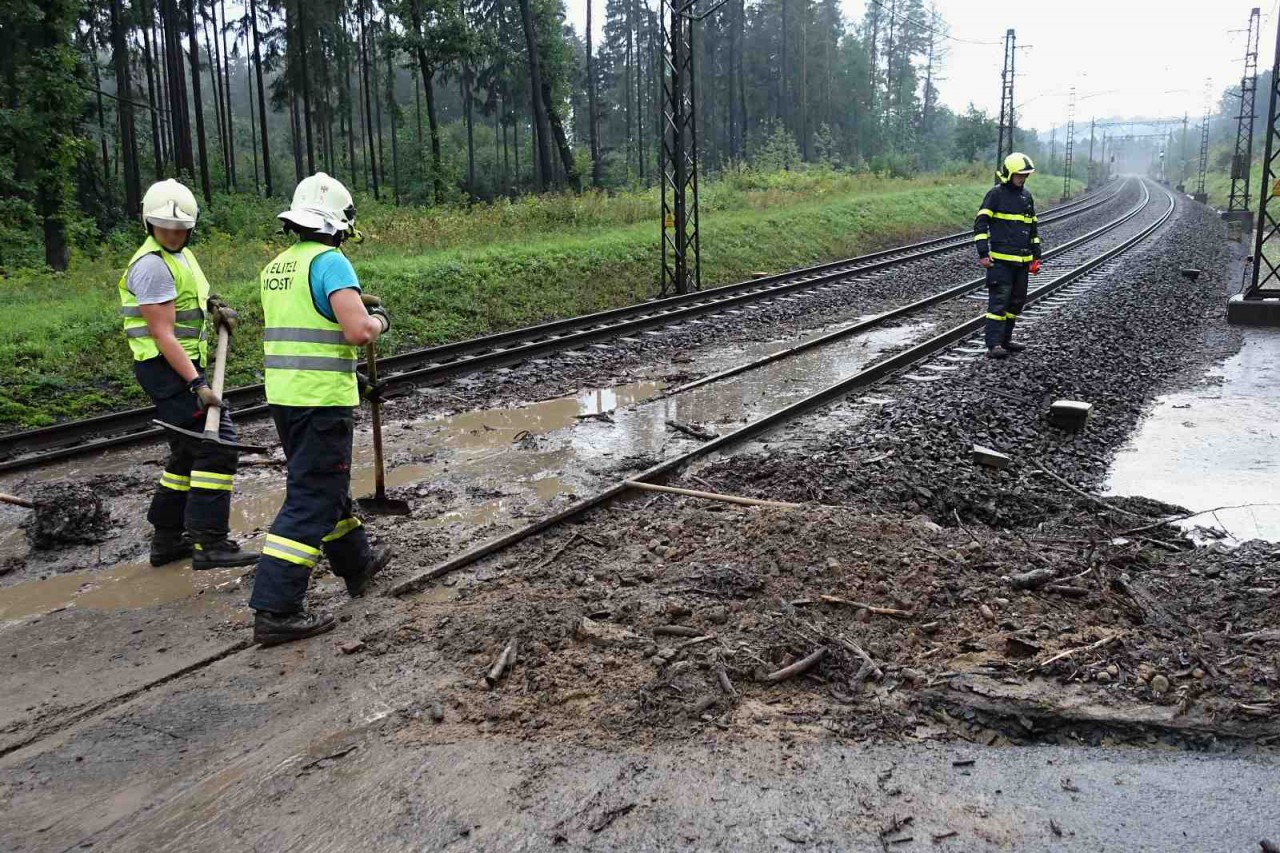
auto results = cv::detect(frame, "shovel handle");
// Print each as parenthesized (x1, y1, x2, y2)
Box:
(365, 344, 388, 501)
(0, 492, 34, 509)
(203, 324, 230, 437)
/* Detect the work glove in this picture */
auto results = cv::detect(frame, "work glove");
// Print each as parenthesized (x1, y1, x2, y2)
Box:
(362, 294, 391, 333)
(356, 371, 387, 403)
(206, 295, 239, 332)
(977, 256, 993, 269)
(1029, 259, 1042, 275)
(188, 375, 222, 410)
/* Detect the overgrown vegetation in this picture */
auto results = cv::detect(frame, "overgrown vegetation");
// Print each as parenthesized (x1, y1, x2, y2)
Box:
(0, 167, 1030, 428)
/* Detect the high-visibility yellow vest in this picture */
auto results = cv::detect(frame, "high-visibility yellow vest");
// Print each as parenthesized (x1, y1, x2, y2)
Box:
(260, 241, 359, 407)
(117, 236, 210, 363)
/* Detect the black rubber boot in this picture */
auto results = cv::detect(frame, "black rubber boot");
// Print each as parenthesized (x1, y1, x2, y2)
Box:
(192, 538, 258, 570)
(253, 609, 336, 647)
(986, 345, 1009, 360)
(150, 528, 192, 567)
(344, 546, 395, 598)
(1002, 319, 1025, 353)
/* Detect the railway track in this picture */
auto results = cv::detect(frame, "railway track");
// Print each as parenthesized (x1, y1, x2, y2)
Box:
(0, 183, 1125, 474)
(0, 180, 1174, 763)
(388, 179, 1175, 596)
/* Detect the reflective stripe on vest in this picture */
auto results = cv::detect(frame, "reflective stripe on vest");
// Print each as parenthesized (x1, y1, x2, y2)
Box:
(117, 236, 210, 363)
(260, 242, 360, 407)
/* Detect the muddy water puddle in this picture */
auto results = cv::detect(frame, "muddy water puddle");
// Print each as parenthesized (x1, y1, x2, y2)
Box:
(0, 559, 247, 622)
(1106, 328, 1280, 543)
(0, 318, 931, 618)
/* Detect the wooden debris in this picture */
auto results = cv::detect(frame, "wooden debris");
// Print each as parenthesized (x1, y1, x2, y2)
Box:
(576, 617, 642, 648)
(1006, 567, 1057, 590)
(653, 625, 703, 637)
(530, 533, 582, 572)
(1030, 460, 1144, 518)
(665, 419, 718, 441)
(1043, 584, 1090, 598)
(819, 594, 913, 619)
(625, 479, 804, 509)
(716, 665, 738, 697)
(836, 636, 884, 681)
(1037, 632, 1126, 668)
(762, 647, 828, 684)
(484, 638, 518, 687)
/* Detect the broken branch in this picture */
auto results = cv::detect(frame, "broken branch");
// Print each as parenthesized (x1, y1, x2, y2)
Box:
(820, 594, 913, 619)
(762, 647, 828, 684)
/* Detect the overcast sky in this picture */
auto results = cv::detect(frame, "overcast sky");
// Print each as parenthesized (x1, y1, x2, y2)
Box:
(563, 0, 1278, 133)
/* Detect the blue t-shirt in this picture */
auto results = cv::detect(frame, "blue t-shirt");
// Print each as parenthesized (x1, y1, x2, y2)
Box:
(309, 250, 361, 322)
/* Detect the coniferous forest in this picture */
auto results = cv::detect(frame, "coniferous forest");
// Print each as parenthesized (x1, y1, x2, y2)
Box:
(2, 0, 1009, 271)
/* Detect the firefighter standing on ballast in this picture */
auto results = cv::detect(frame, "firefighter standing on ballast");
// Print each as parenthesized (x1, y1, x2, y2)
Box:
(974, 153, 1043, 359)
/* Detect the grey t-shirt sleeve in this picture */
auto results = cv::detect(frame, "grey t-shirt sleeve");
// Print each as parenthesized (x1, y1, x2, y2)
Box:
(126, 253, 179, 305)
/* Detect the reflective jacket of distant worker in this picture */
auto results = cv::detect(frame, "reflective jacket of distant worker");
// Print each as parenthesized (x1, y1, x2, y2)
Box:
(973, 181, 1041, 266)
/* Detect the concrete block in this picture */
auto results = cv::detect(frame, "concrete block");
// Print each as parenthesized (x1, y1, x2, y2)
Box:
(1049, 400, 1094, 431)
(1226, 293, 1280, 326)
(973, 444, 1011, 469)
(1192, 192, 1208, 204)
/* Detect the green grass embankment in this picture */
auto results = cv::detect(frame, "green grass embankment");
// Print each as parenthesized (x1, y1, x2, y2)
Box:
(1, 170, 1073, 428)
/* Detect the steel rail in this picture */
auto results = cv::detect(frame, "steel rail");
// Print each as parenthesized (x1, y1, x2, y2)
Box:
(388, 180, 1173, 596)
(0, 184, 1125, 474)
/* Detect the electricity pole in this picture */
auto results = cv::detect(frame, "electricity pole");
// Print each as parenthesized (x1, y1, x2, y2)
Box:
(1226, 6, 1261, 226)
(1231, 6, 1280, 325)
(995, 29, 1016, 183)
(1062, 87, 1076, 201)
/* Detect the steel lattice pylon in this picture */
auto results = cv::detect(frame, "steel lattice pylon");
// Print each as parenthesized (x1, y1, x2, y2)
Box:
(659, 0, 701, 297)
(1245, 17, 1280, 297)
(1195, 82, 1212, 203)
(1062, 87, 1076, 201)
(1226, 7, 1262, 224)
(994, 29, 1016, 183)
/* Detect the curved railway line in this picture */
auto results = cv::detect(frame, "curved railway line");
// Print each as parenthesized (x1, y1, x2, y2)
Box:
(0, 183, 1125, 474)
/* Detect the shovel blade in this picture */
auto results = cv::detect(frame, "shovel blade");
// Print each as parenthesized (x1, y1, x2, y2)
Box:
(356, 495, 412, 516)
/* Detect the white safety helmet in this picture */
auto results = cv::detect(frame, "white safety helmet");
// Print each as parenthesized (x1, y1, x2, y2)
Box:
(141, 179, 199, 230)
(278, 172, 357, 236)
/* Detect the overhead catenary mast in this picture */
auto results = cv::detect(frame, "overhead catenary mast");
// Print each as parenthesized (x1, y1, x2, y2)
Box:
(1226, 7, 1262, 225)
(994, 28, 1016, 183)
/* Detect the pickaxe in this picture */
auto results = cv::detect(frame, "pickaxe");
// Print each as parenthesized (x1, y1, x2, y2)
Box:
(153, 322, 268, 454)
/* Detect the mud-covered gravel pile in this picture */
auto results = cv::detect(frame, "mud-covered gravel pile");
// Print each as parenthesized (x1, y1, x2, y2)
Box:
(383, 191, 1278, 750)
(21, 482, 113, 550)
(397, 501, 1277, 749)
(390, 184, 1140, 417)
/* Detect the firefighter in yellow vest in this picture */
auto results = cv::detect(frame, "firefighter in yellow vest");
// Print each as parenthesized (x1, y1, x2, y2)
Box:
(249, 173, 394, 646)
(119, 180, 256, 569)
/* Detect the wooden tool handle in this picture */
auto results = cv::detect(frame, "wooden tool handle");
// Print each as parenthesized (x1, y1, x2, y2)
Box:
(203, 324, 230, 436)
(0, 492, 35, 509)
(365, 344, 388, 500)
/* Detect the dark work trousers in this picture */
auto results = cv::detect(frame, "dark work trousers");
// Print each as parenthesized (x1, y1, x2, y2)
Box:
(249, 405, 372, 615)
(135, 356, 238, 543)
(984, 261, 1030, 349)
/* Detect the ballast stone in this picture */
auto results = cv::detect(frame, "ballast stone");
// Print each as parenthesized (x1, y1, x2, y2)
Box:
(1049, 400, 1093, 432)
(972, 445, 1011, 469)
